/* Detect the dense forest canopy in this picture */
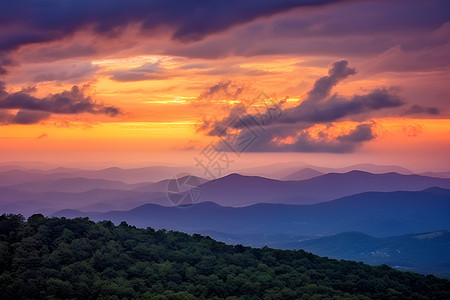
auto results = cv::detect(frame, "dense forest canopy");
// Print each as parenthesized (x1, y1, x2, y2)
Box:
(0, 214, 449, 299)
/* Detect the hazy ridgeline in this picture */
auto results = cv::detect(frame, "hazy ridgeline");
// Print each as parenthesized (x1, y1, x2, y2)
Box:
(1, 163, 450, 280)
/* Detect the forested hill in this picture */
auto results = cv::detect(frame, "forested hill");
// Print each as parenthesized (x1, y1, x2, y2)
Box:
(1, 214, 449, 299)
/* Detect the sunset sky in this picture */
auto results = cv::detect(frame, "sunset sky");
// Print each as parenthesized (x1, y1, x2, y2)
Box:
(0, 0, 449, 171)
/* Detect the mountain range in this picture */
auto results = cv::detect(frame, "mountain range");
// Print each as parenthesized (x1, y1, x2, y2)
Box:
(287, 230, 450, 278)
(2, 166, 450, 215)
(53, 187, 450, 238)
(51, 187, 450, 277)
(195, 171, 450, 206)
(2, 162, 449, 277)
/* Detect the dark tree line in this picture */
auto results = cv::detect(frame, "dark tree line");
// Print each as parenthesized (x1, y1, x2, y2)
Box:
(0, 214, 449, 299)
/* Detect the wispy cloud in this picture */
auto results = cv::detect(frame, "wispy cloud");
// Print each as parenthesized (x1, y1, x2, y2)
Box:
(33, 62, 100, 83)
(109, 61, 173, 82)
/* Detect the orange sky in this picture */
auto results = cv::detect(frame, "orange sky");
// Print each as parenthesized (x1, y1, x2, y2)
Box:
(0, 1, 449, 172)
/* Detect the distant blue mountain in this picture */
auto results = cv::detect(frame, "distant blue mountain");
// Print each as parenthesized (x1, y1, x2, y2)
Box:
(53, 187, 450, 277)
(3, 169, 450, 215)
(53, 187, 450, 237)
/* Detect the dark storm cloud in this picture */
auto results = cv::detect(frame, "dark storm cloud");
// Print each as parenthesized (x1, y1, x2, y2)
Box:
(405, 105, 440, 116)
(0, 86, 121, 116)
(303, 60, 356, 103)
(0, 82, 122, 125)
(11, 110, 51, 125)
(0, 54, 15, 75)
(268, 0, 450, 38)
(0, 0, 347, 53)
(0, 110, 51, 125)
(286, 130, 374, 153)
(283, 88, 404, 124)
(282, 124, 376, 153)
(165, 0, 450, 68)
(215, 122, 377, 153)
(202, 61, 404, 136)
(1, 0, 447, 77)
(199, 60, 405, 153)
(336, 123, 375, 142)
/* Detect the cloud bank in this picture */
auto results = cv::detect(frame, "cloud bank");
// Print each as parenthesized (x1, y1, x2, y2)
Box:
(0, 83, 121, 125)
(198, 60, 435, 153)
(0, 0, 346, 51)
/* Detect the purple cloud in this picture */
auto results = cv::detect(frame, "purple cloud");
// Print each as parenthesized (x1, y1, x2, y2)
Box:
(202, 61, 404, 136)
(0, 0, 348, 53)
(215, 122, 378, 153)
(0, 82, 122, 125)
(405, 105, 440, 116)
(198, 60, 407, 152)
(33, 62, 100, 83)
(0, 84, 121, 116)
(0, 109, 51, 125)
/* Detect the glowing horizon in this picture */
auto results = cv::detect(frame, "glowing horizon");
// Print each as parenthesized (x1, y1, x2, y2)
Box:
(0, 0, 449, 172)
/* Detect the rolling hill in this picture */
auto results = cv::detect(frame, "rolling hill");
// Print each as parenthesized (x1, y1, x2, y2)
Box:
(2, 215, 449, 299)
(52, 187, 450, 277)
(286, 230, 450, 278)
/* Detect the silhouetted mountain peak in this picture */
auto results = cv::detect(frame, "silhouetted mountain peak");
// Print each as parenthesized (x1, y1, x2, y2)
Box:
(283, 168, 324, 181)
(422, 187, 450, 195)
(222, 173, 247, 179)
(100, 167, 123, 172)
(344, 170, 377, 175)
(211, 173, 277, 184)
